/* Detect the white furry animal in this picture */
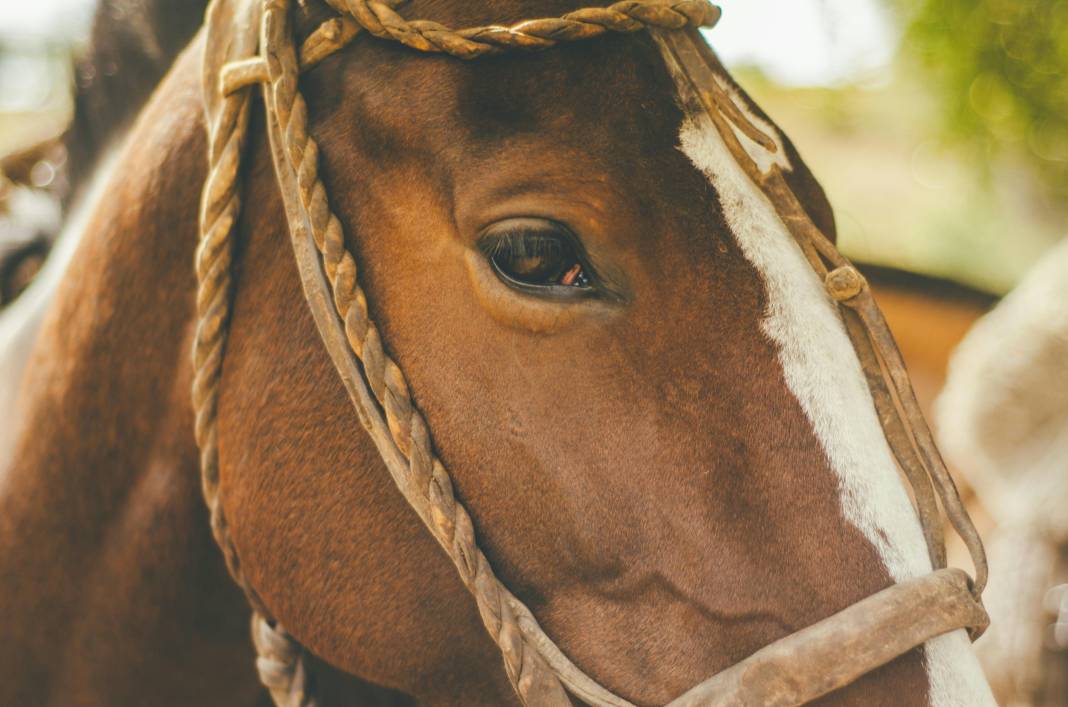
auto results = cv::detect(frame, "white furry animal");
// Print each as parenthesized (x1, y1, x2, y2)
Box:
(938, 237, 1068, 702)
(939, 237, 1068, 530)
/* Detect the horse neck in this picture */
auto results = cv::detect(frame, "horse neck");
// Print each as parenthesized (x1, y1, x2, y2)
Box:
(0, 36, 260, 706)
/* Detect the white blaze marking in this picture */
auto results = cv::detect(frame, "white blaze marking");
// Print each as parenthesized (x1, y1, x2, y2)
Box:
(662, 53, 994, 706)
(0, 145, 121, 470)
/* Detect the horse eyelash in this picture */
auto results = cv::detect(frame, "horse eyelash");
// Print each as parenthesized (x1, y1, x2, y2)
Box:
(483, 229, 567, 260)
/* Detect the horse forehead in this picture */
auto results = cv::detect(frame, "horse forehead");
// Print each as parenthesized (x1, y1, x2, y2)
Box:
(455, 39, 680, 144)
(330, 36, 679, 152)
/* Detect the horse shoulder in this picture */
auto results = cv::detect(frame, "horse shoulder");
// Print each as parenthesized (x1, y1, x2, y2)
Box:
(0, 35, 261, 707)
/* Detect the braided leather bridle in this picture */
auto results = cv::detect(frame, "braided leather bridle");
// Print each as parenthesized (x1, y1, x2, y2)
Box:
(195, 1, 991, 704)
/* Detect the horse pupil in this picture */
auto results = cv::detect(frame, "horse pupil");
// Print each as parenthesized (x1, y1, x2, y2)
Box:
(511, 255, 553, 278)
(497, 233, 574, 285)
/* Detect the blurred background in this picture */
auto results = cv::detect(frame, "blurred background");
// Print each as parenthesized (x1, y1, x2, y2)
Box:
(4, 0, 1065, 290)
(709, 0, 1067, 295)
(0, 0, 90, 157)
(0, 1, 1065, 705)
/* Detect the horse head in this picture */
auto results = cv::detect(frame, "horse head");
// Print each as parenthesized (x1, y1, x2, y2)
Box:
(13, 1, 988, 704)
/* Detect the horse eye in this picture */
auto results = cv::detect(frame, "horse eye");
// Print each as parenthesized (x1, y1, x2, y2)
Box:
(479, 218, 594, 297)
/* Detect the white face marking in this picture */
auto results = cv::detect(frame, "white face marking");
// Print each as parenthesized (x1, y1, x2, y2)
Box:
(0, 145, 122, 469)
(655, 40, 994, 706)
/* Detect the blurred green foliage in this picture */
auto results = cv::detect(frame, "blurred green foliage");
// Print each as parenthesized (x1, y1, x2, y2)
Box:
(894, 0, 1068, 207)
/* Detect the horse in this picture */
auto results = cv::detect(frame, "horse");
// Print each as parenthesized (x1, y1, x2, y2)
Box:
(0, 1, 994, 704)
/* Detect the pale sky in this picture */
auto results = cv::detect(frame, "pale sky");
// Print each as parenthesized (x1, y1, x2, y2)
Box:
(0, 0, 94, 43)
(0, 0, 898, 87)
(709, 0, 898, 86)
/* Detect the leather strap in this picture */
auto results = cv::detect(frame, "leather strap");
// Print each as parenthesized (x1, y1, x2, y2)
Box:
(667, 569, 987, 706)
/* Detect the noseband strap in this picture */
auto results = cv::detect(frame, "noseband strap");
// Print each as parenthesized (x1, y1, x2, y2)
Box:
(668, 568, 986, 707)
(195, 1, 989, 705)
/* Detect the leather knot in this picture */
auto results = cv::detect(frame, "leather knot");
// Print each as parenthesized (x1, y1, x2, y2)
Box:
(825, 265, 866, 302)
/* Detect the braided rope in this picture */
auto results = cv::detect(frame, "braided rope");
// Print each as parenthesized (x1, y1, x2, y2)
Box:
(252, 612, 317, 706)
(260, 1, 583, 702)
(197, 1, 320, 705)
(194, 41, 260, 608)
(220, 1, 720, 93)
(323, 0, 719, 59)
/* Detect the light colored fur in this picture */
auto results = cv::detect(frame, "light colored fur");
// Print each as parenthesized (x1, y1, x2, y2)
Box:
(937, 237, 1068, 699)
(938, 237, 1068, 532)
(666, 57, 994, 705)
